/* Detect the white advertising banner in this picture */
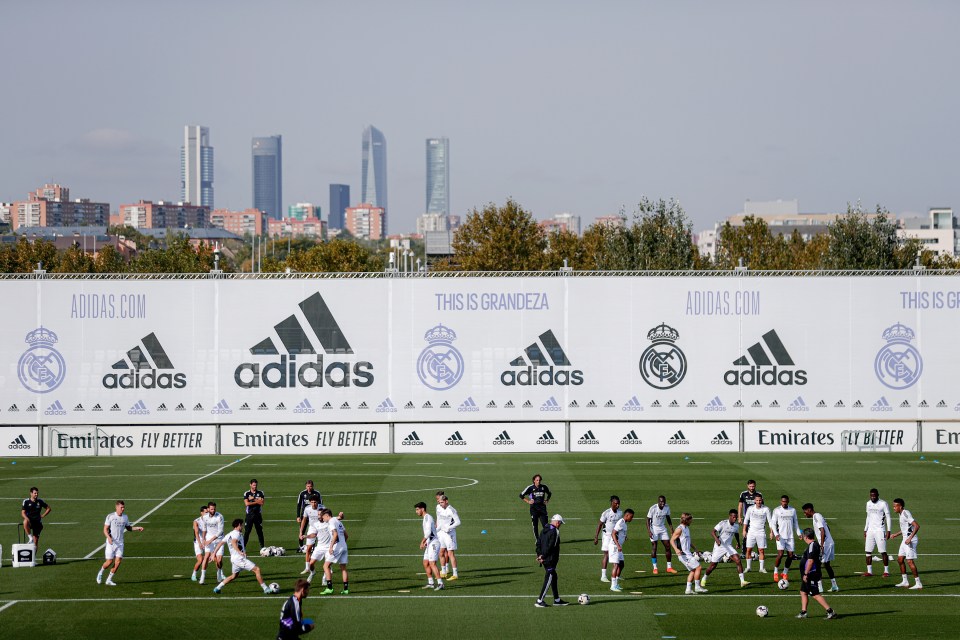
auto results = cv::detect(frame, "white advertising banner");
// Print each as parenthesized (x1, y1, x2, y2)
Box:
(570, 422, 739, 452)
(394, 422, 565, 453)
(2, 276, 960, 426)
(44, 425, 217, 456)
(744, 422, 919, 452)
(921, 422, 960, 452)
(0, 426, 40, 457)
(221, 424, 389, 454)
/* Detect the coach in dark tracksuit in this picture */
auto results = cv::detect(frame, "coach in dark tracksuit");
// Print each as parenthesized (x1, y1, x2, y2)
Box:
(243, 479, 266, 549)
(535, 514, 569, 607)
(295, 480, 324, 547)
(520, 474, 552, 540)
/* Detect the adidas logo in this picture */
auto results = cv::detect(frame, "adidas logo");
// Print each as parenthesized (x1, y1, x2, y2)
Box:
(44, 400, 66, 416)
(458, 397, 479, 412)
(733, 400, 743, 408)
(157, 403, 167, 411)
(620, 429, 643, 445)
(504, 400, 515, 408)
(127, 400, 149, 415)
(500, 330, 583, 386)
(769, 400, 780, 408)
(853, 400, 863, 408)
(294, 399, 315, 414)
(918, 400, 928, 408)
(578, 429, 600, 445)
(211, 399, 232, 415)
(90, 403, 102, 412)
(541, 396, 561, 412)
(110, 403, 120, 412)
(725, 329, 807, 386)
(711, 430, 733, 445)
(401, 431, 424, 446)
(751, 400, 762, 408)
(787, 396, 809, 412)
(493, 430, 515, 445)
(404, 401, 415, 409)
(816, 400, 827, 408)
(486, 400, 497, 408)
(445, 431, 467, 446)
(667, 430, 690, 445)
(668, 400, 679, 408)
(257, 402, 268, 410)
(604, 400, 615, 408)
(568, 400, 579, 408)
(338, 402, 348, 410)
(8, 404, 19, 412)
(686, 400, 697, 408)
(622, 396, 644, 412)
(871, 397, 892, 412)
(835, 400, 845, 408)
(651, 400, 661, 408)
(74, 403, 84, 412)
(522, 400, 533, 408)
(27, 404, 37, 412)
(586, 400, 597, 408)
(537, 429, 559, 445)
(193, 403, 203, 411)
(239, 402, 250, 411)
(234, 292, 374, 390)
(423, 401, 433, 409)
(900, 400, 910, 408)
(8, 434, 30, 450)
(937, 400, 947, 408)
(174, 403, 185, 411)
(358, 401, 368, 409)
(323, 401, 333, 410)
(440, 401, 451, 409)
(376, 398, 397, 413)
(103, 332, 186, 390)
(705, 396, 726, 412)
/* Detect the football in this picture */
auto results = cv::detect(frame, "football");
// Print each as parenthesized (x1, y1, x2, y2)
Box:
(756, 605, 768, 618)
(777, 579, 790, 590)
(269, 582, 280, 593)
(259, 547, 271, 557)
(578, 593, 590, 605)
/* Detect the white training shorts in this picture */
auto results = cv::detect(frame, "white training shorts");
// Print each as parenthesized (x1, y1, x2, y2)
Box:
(325, 546, 348, 565)
(610, 548, 624, 563)
(745, 531, 767, 550)
(423, 539, 441, 562)
(711, 542, 738, 562)
(438, 530, 458, 551)
(679, 553, 700, 572)
(194, 541, 205, 556)
(204, 538, 224, 556)
(649, 527, 669, 542)
(601, 532, 613, 552)
(821, 539, 835, 563)
(865, 529, 887, 554)
(898, 538, 918, 560)
(775, 536, 795, 552)
(231, 557, 256, 574)
(105, 542, 124, 560)
(310, 544, 326, 561)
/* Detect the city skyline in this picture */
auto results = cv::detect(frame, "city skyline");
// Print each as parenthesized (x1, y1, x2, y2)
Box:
(252, 135, 282, 220)
(361, 125, 388, 228)
(180, 125, 214, 207)
(426, 137, 450, 217)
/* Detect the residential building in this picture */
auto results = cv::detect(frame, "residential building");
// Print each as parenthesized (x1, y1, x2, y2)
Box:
(267, 216, 325, 240)
(181, 125, 214, 207)
(416, 212, 449, 235)
(116, 200, 208, 229)
(252, 135, 282, 219)
(329, 184, 349, 229)
(594, 215, 625, 228)
(898, 207, 958, 257)
(696, 229, 717, 259)
(539, 212, 581, 235)
(344, 203, 384, 240)
(10, 184, 110, 230)
(288, 202, 320, 221)
(447, 214, 461, 230)
(426, 137, 449, 216)
(210, 208, 266, 236)
(361, 125, 387, 230)
(1, 202, 13, 224)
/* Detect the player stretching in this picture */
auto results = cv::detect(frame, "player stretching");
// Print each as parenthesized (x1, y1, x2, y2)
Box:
(646, 495, 675, 574)
(97, 500, 144, 585)
(436, 493, 461, 580)
(771, 495, 801, 582)
(610, 509, 634, 591)
(200, 501, 225, 584)
(801, 503, 839, 591)
(864, 488, 892, 577)
(191, 505, 206, 582)
(700, 509, 749, 588)
(212, 519, 272, 594)
(594, 495, 622, 582)
(519, 474, 552, 541)
(671, 512, 707, 594)
(742, 495, 772, 574)
(319, 509, 349, 594)
(415, 501, 444, 591)
(891, 498, 922, 589)
(299, 496, 322, 575)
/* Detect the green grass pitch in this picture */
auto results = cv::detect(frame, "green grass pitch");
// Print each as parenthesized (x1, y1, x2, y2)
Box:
(0, 452, 957, 638)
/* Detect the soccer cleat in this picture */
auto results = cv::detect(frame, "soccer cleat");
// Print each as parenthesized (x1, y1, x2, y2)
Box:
(554, 599, 570, 606)
(694, 585, 708, 593)
(773, 571, 779, 581)
(600, 575, 610, 582)
(321, 587, 334, 595)
(909, 583, 923, 590)
(191, 574, 197, 582)
(758, 568, 768, 574)
(652, 567, 659, 575)
(796, 611, 808, 619)
(740, 580, 750, 587)
(340, 589, 350, 595)
(447, 575, 458, 581)
(198, 578, 205, 585)
(213, 586, 222, 594)
(96, 574, 102, 584)
(300, 568, 311, 575)
(434, 584, 444, 591)
(422, 584, 435, 590)
(535, 600, 548, 608)
(610, 583, 623, 592)
(829, 585, 840, 592)
(826, 610, 838, 619)
(666, 567, 678, 574)
(895, 581, 909, 588)
(685, 589, 694, 595)
(105, 580, 117, 586)
(862, 572, 873, 577)
(699, 577, 707, 588)
(882, 572, 890, 578)
(439, 571, 447, 578)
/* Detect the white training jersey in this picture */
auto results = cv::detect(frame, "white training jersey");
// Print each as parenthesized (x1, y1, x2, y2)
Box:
(898, 509, 918, 540)
(613, 517, 629, 547)
(193, 516, 205, 540)
(865, 499, 891, 531)
(646, 504, 671, 529)
(436, 504, 461, 533)
(422, 513, 438, 541)
(202, 511, 224, 540)
(303, 505, 321, 529)
(677, 524, 692, 555)
(105, 512, 130, 545)
(744, 505, 772, 533)
(329, 517, 347, 549)
(223, 529, 245, 563)
(811, 512, 833, 544)
(771, 505, 799, 538)
(713, 519, 739, 545)
(315, 519, 333, 547)
(600, 507, 624, 536)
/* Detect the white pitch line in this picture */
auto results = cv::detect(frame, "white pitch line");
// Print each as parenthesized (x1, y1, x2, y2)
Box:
(468, 463, 495, 465)
(575, 462, 605, 464)
(743, 462, 768, 464)
(146, 464, 172, 467)
(482, 518, 515, 521)
(363, 463, 390, 465)
(416, 463, 442, 465)
(0, 601, 16, 614)
(633, 462, 661, 464)
(87, 465, 113, 468)
(856, 461, 879, 464)
(688, 462, 711, 464)
(83, 455, 252, 560)
(252, 463, 278, 466)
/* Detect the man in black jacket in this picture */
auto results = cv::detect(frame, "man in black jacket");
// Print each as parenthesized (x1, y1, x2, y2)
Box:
(535, 514, 569, 608)
(295, 480, 324, 547)
(277, 579, 315, 639)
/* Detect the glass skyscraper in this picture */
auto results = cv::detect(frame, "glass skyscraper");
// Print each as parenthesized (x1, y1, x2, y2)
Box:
(252, 135, 282, 219)
(329, 184, 349, 230)
(181, 125, 214, 207)
(361, 125, 387, 231)
(426, 137, 450, 216)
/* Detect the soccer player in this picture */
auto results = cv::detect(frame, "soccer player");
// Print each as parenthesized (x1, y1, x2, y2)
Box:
(700, 509, 749, 588)
(891, 498, 922, 589)
(21, 487, 50, 547)
(436, 493, 461, 580)
(796, 528, 837, 619)
(864, 488, 892, 577)
(296, 480, 324, 548)
(213, 518, 272, 594)
(320, 509, 349, 595)
(771, 495, 801, 582)
(96, 500, 144, 586)
(594, 495, 622, 582)
(535, 514, 569, 607)
(299, 496, 322, 575)
(415, 501, 444, 591)
(646, 495, 675, 575)
(801, 502, 839, 592)
(741, 495, 773, 574)
(670, 512, 707, 594)
(191, 505, 207, 582)
(610, 509, 634, 592)
(519, 474, 552, 540)
(737, 480, 762, 555)
(200, 501, 226, 584)
(278, 579, 316, 640)
(244, 478, 266, 549)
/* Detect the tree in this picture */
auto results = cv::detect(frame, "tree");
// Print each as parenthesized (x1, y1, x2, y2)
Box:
(627, 198, 698, 270)
(94, 244, 127, 273)
(450, 199, 546, 271)
(129, 234, 215, 273)
(580, 217, 631, 270)
(542, 229, 585, 270)
(715, 216, 792, 270)
(822, 204, 918, 270)
(286, 238, 382, 272)
(12, 237, 60, 273)
(54, 245, 95, 273)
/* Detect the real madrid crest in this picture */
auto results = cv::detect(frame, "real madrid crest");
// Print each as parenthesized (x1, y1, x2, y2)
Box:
(18, 327, 67, 393)
(639, 323, 686, 389)
(874, 322, 922, 390)
(417, 323, 464, 391)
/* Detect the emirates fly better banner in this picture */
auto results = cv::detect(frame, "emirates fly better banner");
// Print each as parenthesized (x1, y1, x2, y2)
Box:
(2, 276, 960, 426)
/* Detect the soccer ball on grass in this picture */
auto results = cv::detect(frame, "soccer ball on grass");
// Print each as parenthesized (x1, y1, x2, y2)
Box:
(578, 593, 591, 605)
(777, 578, 790, 590)
(756, 605, 768, 617)
(269, 582, 280, 593)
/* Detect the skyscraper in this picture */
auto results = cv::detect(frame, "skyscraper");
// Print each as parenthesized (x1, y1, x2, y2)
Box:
(181, 125, 214, 207)
(426, 137, 449, 216)
(329, 184, 349, 230)
(252, 135, 282, 219)
(361, 125, 387, 231)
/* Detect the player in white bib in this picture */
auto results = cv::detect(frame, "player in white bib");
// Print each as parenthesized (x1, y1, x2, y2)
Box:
(609, 509, 634, 591)
(864, 488, 892, 576)
(299, 496, 322, 575)
(416, 501, 444, 591)
(670, 512, 707, 594)
(891, 498, 922, 589)
(200, 501, 226, 584)
(646, 495, 675, 575)
(212, 518, 272, 594)
(97, 500, 144, 585)
(700, 509, 749, 588)
(802, 502, 839, 592)
(435, 493, 461, 580)
(771, 495, 802, 582)
(319, 509, 349, 595)
(191, 505, 207, 582)
(593, 495, 622, 582)
(741, 495, 773, 574)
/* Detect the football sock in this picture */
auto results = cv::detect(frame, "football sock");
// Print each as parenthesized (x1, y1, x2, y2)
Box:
(442, 564, 448, 574)
(216, 581, 225, 589)
(262, 583, 270, 593)
(428, 578, 435, 585)
(97, 569, 104, 579)
(109, 571, 115, 579)
(601, 569, 607, 578)
(666, 562, 672, 569)
(343, 581, 348, 590)
(915, 579, 922, 586)
(745, 558, 752, 571)
(651, 558, 658, 568)
(452, 569, 458, 577)
(831, 578, 838, 588)
(738, 572, 744, 582)
(883, 565, 889, 573)
(759, 560, 765, 571)
(200, 570, 206, 580)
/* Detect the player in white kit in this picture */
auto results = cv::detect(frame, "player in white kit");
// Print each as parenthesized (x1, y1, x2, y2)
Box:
(321, 509, 349, 594)
(670, 512, 707, 594)
(200, 501, 225, 584)
(191, 505, 206, 582)
(891, 498, 922, 589)
(212, 518, 272, 594)
(609, 509, 634, 591)
(97, 500, 144, 585)
(435, 493, 461, 580)
(593, 495, 622, 582)
(416, 501, 444, 591)
(646, 495, 675, 575)
(771, 495, 801, 582)
(700, 509, 749, 588)
(299, 496, 322, 574)
(864, 488, 892, 577)
(802, 502, 839, 592)
(741, 495, 773, 574)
